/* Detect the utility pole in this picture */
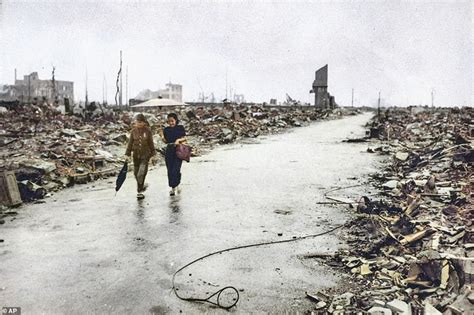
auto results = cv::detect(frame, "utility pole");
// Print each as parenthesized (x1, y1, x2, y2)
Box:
(28, 74, 31, 104)
(225, 69, 228, 100)
(126, 65, 128, 108)
(377, 91, 381, 122)
(115, 51, 122, 108)
(85, 68, 88, 107)
(351, 88, 354, 107)
(431, 89, 435, 107)
(119, 50, 123, 107)
(104, 75, 107, 105)
(51, 66, 56, 103)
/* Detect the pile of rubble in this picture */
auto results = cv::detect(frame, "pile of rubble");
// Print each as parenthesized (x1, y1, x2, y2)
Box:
(1, 104, 352, 204)
(308, 107, 473, 314)
(184, 104, 339, 145)
(0, 104, 130, 201)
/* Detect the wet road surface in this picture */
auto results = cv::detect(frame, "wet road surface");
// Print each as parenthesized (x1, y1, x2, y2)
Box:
(0, 113, 379, 314)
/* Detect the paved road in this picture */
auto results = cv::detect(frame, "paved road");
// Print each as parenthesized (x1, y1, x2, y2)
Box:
(0, 113, 378, 314)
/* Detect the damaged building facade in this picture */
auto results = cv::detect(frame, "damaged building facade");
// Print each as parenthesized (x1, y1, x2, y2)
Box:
(310, 64, 337, 109)
(134, 82, 183, 102)
(0, 72, 74, 105)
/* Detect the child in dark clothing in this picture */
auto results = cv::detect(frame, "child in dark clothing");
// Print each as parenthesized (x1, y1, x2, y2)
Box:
(125, 114, 157, 199)
(159, 113, 186, 196)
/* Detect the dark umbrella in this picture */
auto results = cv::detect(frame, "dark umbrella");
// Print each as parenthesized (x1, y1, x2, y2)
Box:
(115, 161, 128, 195)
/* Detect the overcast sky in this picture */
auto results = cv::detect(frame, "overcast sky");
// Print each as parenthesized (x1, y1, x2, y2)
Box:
(0, 0, 472, 106)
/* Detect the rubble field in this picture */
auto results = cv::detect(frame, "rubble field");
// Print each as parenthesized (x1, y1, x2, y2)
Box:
(0, 104, 356, 205)
(307, 107, 473, 315)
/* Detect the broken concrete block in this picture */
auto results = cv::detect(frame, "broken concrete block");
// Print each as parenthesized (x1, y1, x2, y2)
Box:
(20, 159, 57, 174)
(60, 128, 77, 137)
(367, 306, 393, 315)
(467, 292, 474, 303)
(423, 302, 442, 315)
(386, 299, 411, 315)
(383, 180, 399, 189)
(447, 230, 466, 245)
(221, 128, 232, 136)
(59, 177, 71, 186)
(395, 151, 409, 161)
(360, 264, 372, 275)
(330, 292, 354, 308)
(315, 301, 326, 309)
(0, 171, 22, 206)
(94, 149, 114, 159)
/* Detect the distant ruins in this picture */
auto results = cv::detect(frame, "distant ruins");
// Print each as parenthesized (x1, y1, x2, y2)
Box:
(0, 71, 74, 105)
(310, 64, 336, 109)
(134, 82, 183, 102)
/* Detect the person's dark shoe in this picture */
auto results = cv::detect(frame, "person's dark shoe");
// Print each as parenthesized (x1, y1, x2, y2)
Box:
(137, 193, 145, 199)
(169, 188, 175, 196)
(138, 183, 148, 193)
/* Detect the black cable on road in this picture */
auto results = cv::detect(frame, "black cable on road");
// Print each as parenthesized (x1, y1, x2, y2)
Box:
(172, 184, 366, 309)
(171, 223, 345, 310)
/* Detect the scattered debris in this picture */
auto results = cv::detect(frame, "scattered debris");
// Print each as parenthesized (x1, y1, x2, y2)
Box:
(0, 105, 130, 203)
(308, 107, 473, 314)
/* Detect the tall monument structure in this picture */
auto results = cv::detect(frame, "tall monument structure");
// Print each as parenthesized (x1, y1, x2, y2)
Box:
(310, 64, 336, 109)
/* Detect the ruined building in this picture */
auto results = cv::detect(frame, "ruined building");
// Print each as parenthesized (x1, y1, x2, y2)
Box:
(159, 82, 182, 102)
(134, 82, 183, 102)
(1, 72, 74, 105)
(310, 65, 336, 109)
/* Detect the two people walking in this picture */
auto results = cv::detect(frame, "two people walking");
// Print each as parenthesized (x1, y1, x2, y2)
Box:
(125, 113, 187, 199)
